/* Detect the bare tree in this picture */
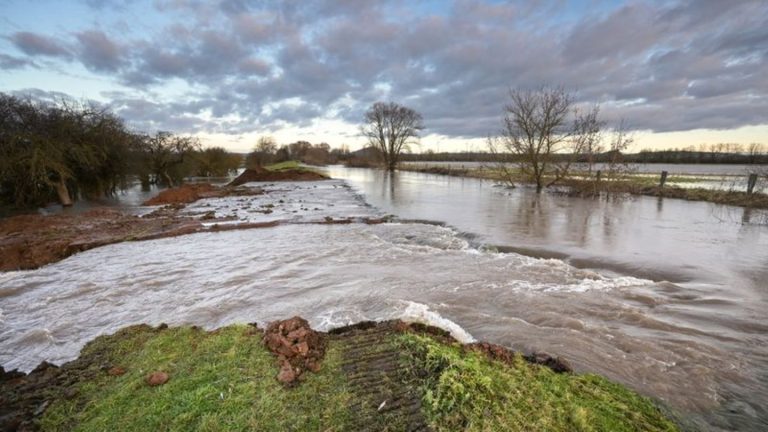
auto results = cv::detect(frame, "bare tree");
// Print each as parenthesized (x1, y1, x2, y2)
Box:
(361, 102, 424, 171)
(488, 87, 601, 192)
(604, 120, 634, 180)
(141, 131, 200, 187)
(246, 135, 277, 168)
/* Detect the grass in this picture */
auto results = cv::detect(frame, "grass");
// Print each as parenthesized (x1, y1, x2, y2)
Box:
(396, 333, 680, 432)
(41, 325, 352, 432)
(264, 160, 305, 171)
(38, 324, 682, 431)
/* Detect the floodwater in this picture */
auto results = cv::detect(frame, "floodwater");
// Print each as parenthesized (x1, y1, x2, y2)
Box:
(402, 161, 768, 193)
(2, 169, 768, 430)
(402, 161, 767, 176)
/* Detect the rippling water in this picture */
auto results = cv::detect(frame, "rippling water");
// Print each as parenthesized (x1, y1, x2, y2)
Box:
(1, 170, 767, 430)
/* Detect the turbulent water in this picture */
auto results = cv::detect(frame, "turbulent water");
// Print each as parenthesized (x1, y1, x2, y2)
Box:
(2, 170, 768, 430)
(402, 161, 768, 192)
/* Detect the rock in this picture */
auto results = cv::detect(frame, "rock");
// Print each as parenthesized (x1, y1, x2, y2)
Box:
(294, 342, 310, 356)
(31, 361, 57, 374)
(107, 366, 126, 376)
(526, 352, 573, 373)
(263, 316, 327, 385)
(287, 328, 309, 342)
(0, 366, 25, 383)
(32, 401, 49, 417)
(145, 371, 169, 386)
(277, 364, 296, 384)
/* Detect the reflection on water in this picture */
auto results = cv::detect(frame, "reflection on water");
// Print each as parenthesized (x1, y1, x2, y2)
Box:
(37, 172, 243, 216)
(402, 161, 768, 192)
(402, 161, 768, 175)
(319, 166, 768, 430)
(324, 166, 768, 292)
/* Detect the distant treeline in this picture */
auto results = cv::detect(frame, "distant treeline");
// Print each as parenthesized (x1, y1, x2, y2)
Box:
(0, 93, 242, 208)
(401, 147, 768, 165)
(622, 149, 768, 164)
(245, 138, 352, 168)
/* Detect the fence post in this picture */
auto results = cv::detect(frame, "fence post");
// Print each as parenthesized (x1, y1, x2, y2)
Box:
(659, 171, 668, 188)
(747, 173, 758, 194)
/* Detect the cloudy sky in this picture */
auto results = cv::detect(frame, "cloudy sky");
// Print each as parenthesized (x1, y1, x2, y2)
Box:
(1, 0, 766, 152)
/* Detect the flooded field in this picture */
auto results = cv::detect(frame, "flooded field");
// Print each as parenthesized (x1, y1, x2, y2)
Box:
(402, 161, 768, 193)
(2, 170, 768, 430)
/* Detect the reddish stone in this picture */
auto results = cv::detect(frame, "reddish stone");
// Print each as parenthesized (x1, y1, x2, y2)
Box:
(107, 366, 126, 376)
(145, 371, 169, 386)
(277, 364, 296, 384)
(294, 342, 310, 356)
(287, 327, 309, 342)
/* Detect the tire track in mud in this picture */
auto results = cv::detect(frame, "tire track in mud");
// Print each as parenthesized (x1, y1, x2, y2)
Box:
(335, 325, 429, 432)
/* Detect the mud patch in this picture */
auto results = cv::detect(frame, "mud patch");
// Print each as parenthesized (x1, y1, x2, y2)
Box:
(143, 183, 263, 206)
(0, 209, 201, 271)
(334, 322, 429, 431)
(229, 167, 328, 186)
(466, 342, 573, 373)
(0, 324, 159, 431)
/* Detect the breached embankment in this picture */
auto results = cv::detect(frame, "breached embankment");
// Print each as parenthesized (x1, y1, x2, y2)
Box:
(0, 173, 377, 272)
(0, 185, 263, 272)
(0, 318, 681, 432)
(228, 166, 329, 186)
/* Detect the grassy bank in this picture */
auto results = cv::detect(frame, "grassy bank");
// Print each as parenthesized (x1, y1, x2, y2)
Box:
(0, 321, 683, 431)
(400, 165, 768, 210)
(264, 160, 306, 171)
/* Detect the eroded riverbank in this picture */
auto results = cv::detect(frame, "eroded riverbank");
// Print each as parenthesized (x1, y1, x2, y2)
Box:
(1, 318, 681, 431)
(0, 177, 385, 271)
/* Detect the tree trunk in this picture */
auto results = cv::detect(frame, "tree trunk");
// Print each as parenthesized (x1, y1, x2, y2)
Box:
(162, 172, 174, 187)
(55, 179, 73, 206)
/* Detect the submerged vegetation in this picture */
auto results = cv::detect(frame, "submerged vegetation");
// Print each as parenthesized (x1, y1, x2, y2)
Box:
(401, 164, 768, 210)
(0, 94, 241, 209)
(0, 321, 681, 431)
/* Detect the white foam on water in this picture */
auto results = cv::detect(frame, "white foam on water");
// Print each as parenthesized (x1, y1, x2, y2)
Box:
(0, 218, 655, 372)
(395, 300, 476, 343)
(179, 180, 381, 225)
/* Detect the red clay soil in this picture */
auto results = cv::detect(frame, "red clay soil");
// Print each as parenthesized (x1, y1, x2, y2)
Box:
(0, 208, 202, 271)
(143, 183, 264, 206)
(229, 168, 328, 186)
(263, 317, 327, 386)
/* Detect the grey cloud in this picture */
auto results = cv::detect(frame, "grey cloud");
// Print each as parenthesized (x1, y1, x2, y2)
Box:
(76, 30, 123, 71)
(9, 32, 70, 57)
(563, 3, 661, 62)
(238, 58, 271, 75)
(3, 0, 767, 138)
(0, 53, 33, 70)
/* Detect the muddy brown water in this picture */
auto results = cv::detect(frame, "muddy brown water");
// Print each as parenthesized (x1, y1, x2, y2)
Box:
(1, 168, 767, 430)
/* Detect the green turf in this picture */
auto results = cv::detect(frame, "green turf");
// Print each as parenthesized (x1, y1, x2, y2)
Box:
(264, 160, 305, 171)
(41, 325, 352, 431)
(39, 325, 682, 431)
